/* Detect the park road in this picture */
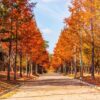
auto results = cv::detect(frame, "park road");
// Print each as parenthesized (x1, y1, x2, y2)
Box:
(1, 73, 100, 100)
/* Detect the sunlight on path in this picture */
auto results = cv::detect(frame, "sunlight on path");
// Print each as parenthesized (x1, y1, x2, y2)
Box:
(1, 73, 100, 100)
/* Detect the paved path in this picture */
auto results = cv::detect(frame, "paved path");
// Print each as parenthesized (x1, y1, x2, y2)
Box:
(1, 73, 100, 100)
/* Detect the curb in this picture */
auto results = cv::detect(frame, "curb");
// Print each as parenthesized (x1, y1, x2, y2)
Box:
(72, 77, 100, 91)
(67, 76, 100, 91)
(0, 76, 38, 97)
(0, 83, 23, 97)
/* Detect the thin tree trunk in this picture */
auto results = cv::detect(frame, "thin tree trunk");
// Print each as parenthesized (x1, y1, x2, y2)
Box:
(14, 20, 18, 80)
(80, 32, 83, 80)
(32, 62, 35, 75)
(7, 16, 13, 80)
(30, 63, 33, 75)
(74, 62, 77, 79)
(90, 0, 95, 79)
(7, 40, 12, 80)
(63, 62, 66, 74)
(74, 48, 77, 78)
(20, 53, 22, 77)
(26, 56, 28, 77)
(35, 64, 38, 74)
(90, 18, 95, 79)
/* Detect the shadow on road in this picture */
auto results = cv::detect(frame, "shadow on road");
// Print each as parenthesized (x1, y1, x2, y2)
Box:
(20, 78, 88, 87)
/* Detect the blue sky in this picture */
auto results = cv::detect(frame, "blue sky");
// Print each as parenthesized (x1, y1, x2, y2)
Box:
(31, 0, 71, 54)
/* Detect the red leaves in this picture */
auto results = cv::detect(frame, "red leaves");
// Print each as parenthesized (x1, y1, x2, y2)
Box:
(0, 0, 49, 69)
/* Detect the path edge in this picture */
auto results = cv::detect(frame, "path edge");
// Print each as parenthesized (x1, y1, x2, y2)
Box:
(0, 83, 23, 97)
(68, 77, 100, 91)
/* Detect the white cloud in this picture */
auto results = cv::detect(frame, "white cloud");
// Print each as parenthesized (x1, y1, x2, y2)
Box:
(37, 3, 69, 22)
(42, 0, 52, 3)
(42, 28, 52, 34)
(41, 0, 61, 3)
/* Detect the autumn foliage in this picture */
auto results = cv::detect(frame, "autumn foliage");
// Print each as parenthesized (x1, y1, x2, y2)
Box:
(52, 0, 100, 79)
(0, 0, 49, 80)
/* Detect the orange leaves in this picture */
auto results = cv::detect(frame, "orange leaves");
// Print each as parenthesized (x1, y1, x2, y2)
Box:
(19, 18, 49, 68)
(51, 29, 74, 68)
(0, 0, 49, 69)
(52, 0, 100, 70)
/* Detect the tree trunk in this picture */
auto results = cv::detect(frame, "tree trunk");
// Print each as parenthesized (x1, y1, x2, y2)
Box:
(7, 41, 12, 81)
(32, 62, 35, 75)
(90, 0, 95, 79)
(80, 32, 83, 80)
(63, 63, 66, 74)
(14, 21, 18, 80)
(20, 53, 22, 77)
(35, 64, 38, 74)
(73, 46, 77, 79)
(7, 17, 13, 80)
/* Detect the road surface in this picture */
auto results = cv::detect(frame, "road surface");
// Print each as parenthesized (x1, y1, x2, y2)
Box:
(1, 73, 100, 100)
